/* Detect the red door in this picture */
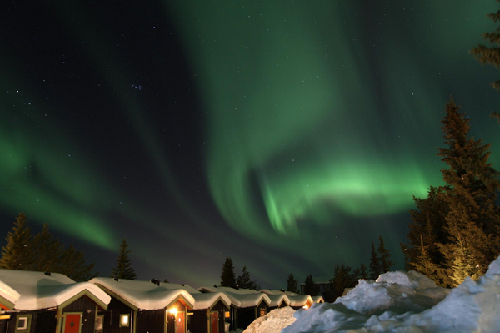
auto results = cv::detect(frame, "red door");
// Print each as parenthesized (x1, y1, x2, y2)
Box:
(210, 312, 218, 333)
(63, 314, 81, 333)
(175, 312, 185, 333)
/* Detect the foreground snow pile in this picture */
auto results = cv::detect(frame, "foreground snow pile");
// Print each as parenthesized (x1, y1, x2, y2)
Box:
(243, 307, 296, 333)
(281, 255, 500, 332)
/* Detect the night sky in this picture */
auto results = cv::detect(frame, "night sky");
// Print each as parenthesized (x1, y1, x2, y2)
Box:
(1, 0, 500, 289)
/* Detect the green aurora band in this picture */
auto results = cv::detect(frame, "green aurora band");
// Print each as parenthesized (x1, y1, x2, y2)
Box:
(1, 0, 500, 284)
(167, 1, 500, 244)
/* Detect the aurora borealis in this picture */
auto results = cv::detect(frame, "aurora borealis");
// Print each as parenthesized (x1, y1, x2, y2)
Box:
(1, 0, 499, 288)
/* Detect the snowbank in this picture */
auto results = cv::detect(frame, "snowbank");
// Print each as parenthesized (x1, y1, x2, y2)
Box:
(243, 306, 296, 333)
(281, 255, 500, 332)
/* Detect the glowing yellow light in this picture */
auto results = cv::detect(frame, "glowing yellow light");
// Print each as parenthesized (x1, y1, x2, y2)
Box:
(121, 315, 129, 326)
(225, 311, 230, 318)
(302, 305, 308, 310)
(168, 307, 177, 316)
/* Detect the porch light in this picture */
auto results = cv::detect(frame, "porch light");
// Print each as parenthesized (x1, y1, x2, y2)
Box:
(168, 307, 177, 316)
(225, 311, 230, 318)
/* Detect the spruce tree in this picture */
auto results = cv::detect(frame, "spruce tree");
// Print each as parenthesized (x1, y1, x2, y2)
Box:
(437, 98, 500, 279)
(237, 265, 257, 289)
(329, 265, 356, 300)
(359, 263, 369, 280)
(59, 245, 98, 281)
(470, 2, 500, 122)
(378, 236, 394, 273)
(220, 257, 236, 288)
(111, 238, 136, 280)
(30, 223, 63, 272)
(369, 243, 381, 280)
(402, 185, 448, 272)
(303, 274, 320, 296)
(286, 273, 298, 293)
(0, 213, 33, 270)
(405, 98, 500, 287)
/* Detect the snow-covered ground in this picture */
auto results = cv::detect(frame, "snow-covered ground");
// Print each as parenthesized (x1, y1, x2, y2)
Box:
(245, 255, 500, 333)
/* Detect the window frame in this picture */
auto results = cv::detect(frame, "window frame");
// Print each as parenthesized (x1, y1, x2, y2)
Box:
(119, 313, 130, 327)
(14, 314, 32, 332)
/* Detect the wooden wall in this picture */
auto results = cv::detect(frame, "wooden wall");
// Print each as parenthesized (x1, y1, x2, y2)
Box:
(98, 297, 133, 333)
(136, 309, 165, 333)
(188, 300, 228, 333)
(62, 295, 97, 333)
(5, 310, 56, 333)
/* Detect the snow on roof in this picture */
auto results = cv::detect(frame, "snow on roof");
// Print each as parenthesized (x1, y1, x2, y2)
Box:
(191, 292, 231, 310)
(311, 296, 324, 303)
(260, 289, 297, 296)
(160, 282, 201, 295)
(198, 286, 271, 308)
(266, 294, 290, 307)
(0, 280, 20, 308)
(287, 295, 313, 307)
(0, 270, 110, 311)
(90, 277, 194, 310)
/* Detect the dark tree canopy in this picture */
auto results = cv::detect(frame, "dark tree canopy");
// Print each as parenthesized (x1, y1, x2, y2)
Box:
(220, 256, 236, 288)
(378, 235, 394, 273)
(329, 265, 357, 302)
(303, 274, 320, 296)
(111, 238, 137, 280)
(0, 213, 33, 270)
(403, 99, 500, 287)
(286, 273, 298, 294)
(470, 1, 500, 122)
(0, 214, 98, 281)
(237, 265, 258, 289)
(369, 242, 381, 280)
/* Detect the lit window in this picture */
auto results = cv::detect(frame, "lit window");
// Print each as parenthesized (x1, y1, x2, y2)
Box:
(225, 311, 230, 318)
(16, 316, 29, 331)
(119, 314, 130, 327)
(96, 316, 103, 331)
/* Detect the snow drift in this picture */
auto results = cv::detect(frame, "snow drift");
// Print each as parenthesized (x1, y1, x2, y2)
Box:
(243, 306, 296, 333)
(278, 255, 500, 332)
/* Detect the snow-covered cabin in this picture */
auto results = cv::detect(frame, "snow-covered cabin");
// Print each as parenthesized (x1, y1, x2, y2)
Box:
(287, 294, 313, 310)
(189, 292, 231, 333)
(0, 269, 110, 333)
(265, 294, 291, 310)
(0, 280, 20, 311)
(198, 286, 271, 330)
(311, 295, 324, 304)
(89, 277, 194, 333)
(154, 282, 232, 333)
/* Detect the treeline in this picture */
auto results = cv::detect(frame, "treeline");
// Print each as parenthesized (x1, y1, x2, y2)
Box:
(0, 213, 138, 282)
(0, 213, 97, 281)
(220, 256, 260, 290)
(287, 235, 394, 302)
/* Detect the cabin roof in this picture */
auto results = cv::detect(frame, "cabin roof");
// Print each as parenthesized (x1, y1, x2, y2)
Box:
(287, 294, 313, 307)
(266, 294, 290, 307)
(90, 277, 194, 310)
(311, 295, 324, 303)
(191, 292, 231, 310)
(0, 270, 110, 310)
(260, 289, 298, 296)
(0, 280, 20, 309)
(198, 286, 271, 308)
